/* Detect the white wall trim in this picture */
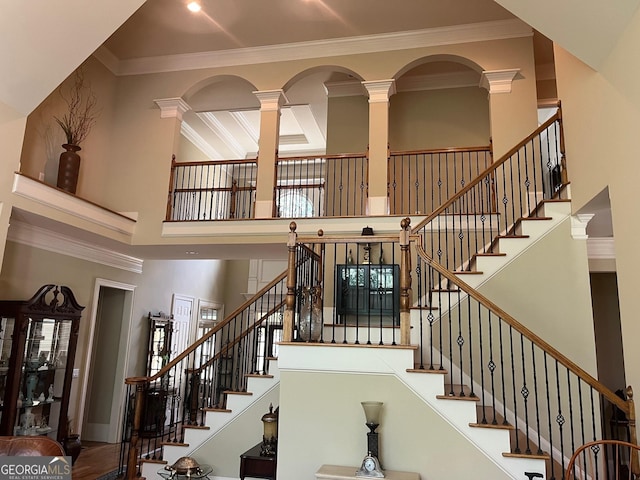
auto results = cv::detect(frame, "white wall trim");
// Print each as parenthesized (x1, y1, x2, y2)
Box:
(253, 90, 288, 111)
(480, 69, 520, 94)
(12, 173, 136, 237)
(7, 219, 143, 273)
(97, 19, 532, 76)
(571, 213, 595, 240)
(587, 237, 615, 259)
(362, 80, 396, 103)
(154, 97, 191, 120)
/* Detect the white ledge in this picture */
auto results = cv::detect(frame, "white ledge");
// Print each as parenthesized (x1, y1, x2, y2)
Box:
(12, 173, 136, 237)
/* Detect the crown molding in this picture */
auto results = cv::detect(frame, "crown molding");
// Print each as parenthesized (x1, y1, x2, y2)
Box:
(253, 90, 288, 111)
(324, 80, 367, 98)
(7, 220, 143, 274)
(571, 213, 595, 240)
(362, 80, 396, 103)
(154, 97, 191, 120)
(480, 68, 520, 94)
(587, 237, 615, 259)
(97, 19, 532, 76)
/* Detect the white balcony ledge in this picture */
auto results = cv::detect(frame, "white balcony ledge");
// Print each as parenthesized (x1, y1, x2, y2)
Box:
(12, 173, 136, 238)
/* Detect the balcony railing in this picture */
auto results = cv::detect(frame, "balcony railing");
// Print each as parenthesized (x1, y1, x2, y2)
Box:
(274, 153, 368, 218)
(388, 146, 492, 215)
(166, 155, 257, 221)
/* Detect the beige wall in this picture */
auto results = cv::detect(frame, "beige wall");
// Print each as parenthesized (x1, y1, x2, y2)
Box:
(326, 95, 369, 154)
(554, 7, 640, 417)
(478, 218, 597, 373)
(277, 371, 511, 480)
(19, 56, 119, 201)
(191, 385, 279, 478)
(390, 86, 490, 150)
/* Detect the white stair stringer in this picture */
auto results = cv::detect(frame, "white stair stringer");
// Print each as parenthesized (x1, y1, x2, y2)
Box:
(412, 199, 572, 341)
(140, 360, 281, 479)
(278, 343, 547, 480)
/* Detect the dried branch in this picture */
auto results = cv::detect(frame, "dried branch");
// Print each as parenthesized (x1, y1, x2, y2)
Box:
(54, 68, 100, 146)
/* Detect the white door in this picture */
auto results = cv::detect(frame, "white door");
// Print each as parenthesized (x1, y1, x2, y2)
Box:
(171, 294, 194, 358)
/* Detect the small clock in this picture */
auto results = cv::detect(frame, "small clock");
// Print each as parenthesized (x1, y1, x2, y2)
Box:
(356, 453, 385, 478)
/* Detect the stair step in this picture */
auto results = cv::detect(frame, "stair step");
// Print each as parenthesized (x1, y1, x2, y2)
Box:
(161, 441, 188, 447)
(183, 424, 210, 430)
(520, 216, 552, 221)
(246, 373, 274, 379)
(436, 393, 479, 401)
(224, 390, 253, 396)
(474, 252, 507, 257)
(406, 366, 448, 374)
(202, 407, 231, 413)
(502, 451, 550, 460)
(469, 421, 514, 430)
(497, 234, 530, 239)
(454, 271, 484, 275)
(437, 384, 479, 401)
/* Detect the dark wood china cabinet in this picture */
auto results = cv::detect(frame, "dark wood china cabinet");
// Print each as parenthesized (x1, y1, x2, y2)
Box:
(0, 285, 84, 444)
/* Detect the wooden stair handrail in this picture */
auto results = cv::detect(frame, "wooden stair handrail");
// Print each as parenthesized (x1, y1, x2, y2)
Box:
(413, 240, 630, 415)
(411, 110, 562, 234)
(127, 268, 289, 385)
(189, 299, 286, 375)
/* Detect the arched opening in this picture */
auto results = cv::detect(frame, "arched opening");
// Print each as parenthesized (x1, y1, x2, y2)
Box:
(388, 56, 491, 215)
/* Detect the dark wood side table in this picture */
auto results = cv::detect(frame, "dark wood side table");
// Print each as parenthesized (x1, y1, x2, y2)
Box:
(239, 443, 277, 480)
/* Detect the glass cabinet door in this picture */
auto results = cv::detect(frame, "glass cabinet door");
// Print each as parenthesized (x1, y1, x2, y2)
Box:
(17, 316, 72, 436)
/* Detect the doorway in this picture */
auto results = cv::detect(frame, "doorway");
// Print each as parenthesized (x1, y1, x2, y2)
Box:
(590, 272, 626, 392)
(79, 279, 136, 443)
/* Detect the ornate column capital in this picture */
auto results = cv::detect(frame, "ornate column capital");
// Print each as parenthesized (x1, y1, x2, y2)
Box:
(362, 80, 396, 103)
(571, 213, 596, 239)
(480, 69, 520, 94)
(153, 97, 191, 120)
(253, 90, 288, 111)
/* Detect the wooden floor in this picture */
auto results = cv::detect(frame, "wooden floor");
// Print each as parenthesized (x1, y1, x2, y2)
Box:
(72, 441, 122, 480)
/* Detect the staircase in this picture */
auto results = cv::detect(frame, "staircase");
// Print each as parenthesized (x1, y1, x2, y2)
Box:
(139, 197, 572, 480)
(140, 359, 281, 479)
(122, 107, 637, 480)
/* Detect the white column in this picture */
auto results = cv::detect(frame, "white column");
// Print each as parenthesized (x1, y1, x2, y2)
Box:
(362, 80, 395, 216)
(253, 90, 288, 219)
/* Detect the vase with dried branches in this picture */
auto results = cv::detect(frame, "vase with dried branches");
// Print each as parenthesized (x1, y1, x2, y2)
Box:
(54, 68, 100, 194)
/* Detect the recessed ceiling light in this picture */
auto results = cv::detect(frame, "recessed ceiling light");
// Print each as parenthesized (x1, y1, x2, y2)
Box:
(187, 1, 201, 13)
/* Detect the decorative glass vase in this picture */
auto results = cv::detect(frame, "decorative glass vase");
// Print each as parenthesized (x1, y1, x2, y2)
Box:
(299, 286, 322, 342)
